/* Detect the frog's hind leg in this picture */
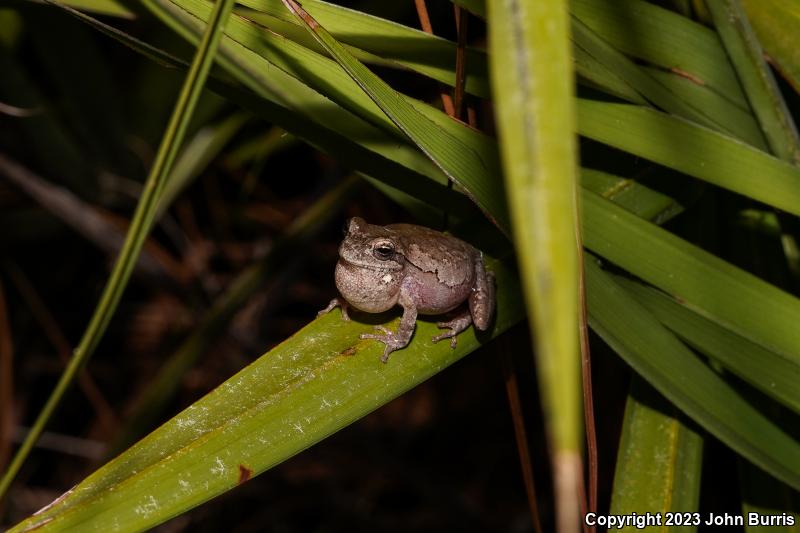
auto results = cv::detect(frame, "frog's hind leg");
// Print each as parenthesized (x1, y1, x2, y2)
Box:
(469, 253, 495, 331)
(432, 309, 473, 348)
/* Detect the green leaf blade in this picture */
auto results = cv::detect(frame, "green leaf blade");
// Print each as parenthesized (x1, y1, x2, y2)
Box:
(577, 100, 800, 216)
(9, 259, 523, 532)
(488, 0, 583, 529)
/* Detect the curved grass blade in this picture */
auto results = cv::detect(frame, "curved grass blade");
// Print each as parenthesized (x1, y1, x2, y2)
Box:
(140, 0, 501, 227)
(235, 0, 491, 98)
(8, 257, 523, 532)
(278, 0, 511, 234)
(146, 0, 800, 223)
(585, 258, 800, 490)
(53, 0, 488, 229)
(487, 0, 582, 530)
(0, 0, 236, 500)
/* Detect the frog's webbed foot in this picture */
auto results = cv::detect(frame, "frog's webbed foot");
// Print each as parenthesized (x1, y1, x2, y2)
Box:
(318, 297, 351, 321)
(360, 302, 418, 363)
(432, 311, 473, 349)
(360, 326, 410, 363)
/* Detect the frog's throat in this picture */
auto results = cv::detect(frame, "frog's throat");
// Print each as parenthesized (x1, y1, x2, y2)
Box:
(338, 257, 403, 271)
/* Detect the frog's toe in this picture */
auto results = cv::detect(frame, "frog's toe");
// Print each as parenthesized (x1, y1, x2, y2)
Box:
(318, 298, 351, 320)
(431, 330, 458, 349)
(359, 329, 407, 363)
(380, 345, 395, 363)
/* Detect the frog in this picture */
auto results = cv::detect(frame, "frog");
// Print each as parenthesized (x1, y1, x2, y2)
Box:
(318, 217, 495, 363)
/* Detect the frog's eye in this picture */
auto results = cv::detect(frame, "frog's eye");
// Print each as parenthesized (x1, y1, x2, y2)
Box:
(372, 241, 395, 261)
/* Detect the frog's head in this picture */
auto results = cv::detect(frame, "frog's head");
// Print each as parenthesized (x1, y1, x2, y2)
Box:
(338, 217, 404, 271)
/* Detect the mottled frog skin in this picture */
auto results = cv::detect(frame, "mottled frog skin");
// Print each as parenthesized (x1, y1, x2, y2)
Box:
(319, 217, 495, 362)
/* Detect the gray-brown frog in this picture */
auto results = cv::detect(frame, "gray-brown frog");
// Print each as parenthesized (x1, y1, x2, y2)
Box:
(319, 217, 495, 362)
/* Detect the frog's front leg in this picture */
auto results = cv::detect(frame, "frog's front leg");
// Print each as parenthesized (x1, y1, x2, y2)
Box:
(432, 309, 473, 348)
(360, 297, 418, 363)
(469, 253, 495, 331)
(318, 297, 351, 321)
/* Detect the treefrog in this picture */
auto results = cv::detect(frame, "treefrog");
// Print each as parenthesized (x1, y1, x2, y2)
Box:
(319, 217, 495, 362)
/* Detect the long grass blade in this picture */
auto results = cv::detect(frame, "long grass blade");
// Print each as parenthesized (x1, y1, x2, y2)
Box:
(487, 1, 583, 531)
(0, 0, 236, 499)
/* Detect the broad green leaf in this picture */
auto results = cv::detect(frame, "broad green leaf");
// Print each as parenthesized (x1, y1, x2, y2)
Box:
(8, 257, 524, 532)
(0, 0, 236, 499)
(610, 378, 703, 532)
(582, 189, 800, 364)
(577, 100, 800, 217)
(585, 258, 800, 490)
(487, 0, 582, 529)
(621, 278, 800, 414)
